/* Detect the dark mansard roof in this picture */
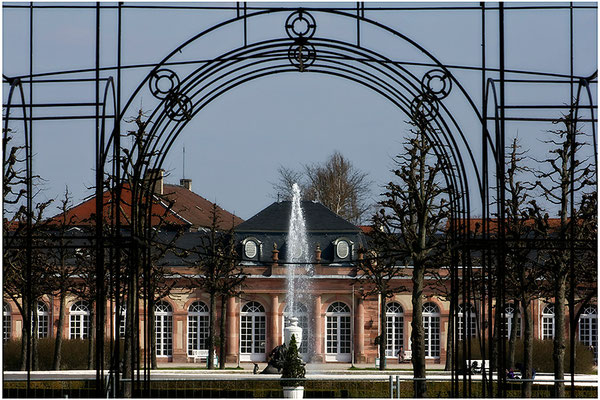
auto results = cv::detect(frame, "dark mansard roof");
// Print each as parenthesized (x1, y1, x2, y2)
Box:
(236, 201, 360, 233)
(235, 201, 367, 266)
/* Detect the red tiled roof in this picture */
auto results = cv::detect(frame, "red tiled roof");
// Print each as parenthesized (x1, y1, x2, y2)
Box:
(48, 183, 243, 230)
(451, 218, 563, 233)
(358, 225, 373, 234)
(161, 184, 243, 230)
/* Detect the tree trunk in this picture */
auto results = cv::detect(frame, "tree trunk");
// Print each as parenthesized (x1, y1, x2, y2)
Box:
(219, 295, 227, 369)
(32, 303, 39, 371)
(149, 297, 157, 370)
(19, 297, 29, 371)
(379, 294, 387, 371)
(88, 304, 95, 370)
(553, 277, 567, 398)
(208, 291, 216, 369)
(411, 264, 426, 398)
(521, 299, 533, 398)
(53, 292, 66, 370)
(444, 307, 454, 371)
(508, 303, 518, 368)
(491, 305, 501, 373)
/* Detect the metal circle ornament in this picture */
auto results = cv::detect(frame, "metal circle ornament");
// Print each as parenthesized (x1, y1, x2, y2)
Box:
(149, 69, 181, 100)
(165, 92, 193, 122)
(285, 10, 316, 39)
(288, 43, 316, 70)
(410, 94, 439, 121)
(420, 69, 452, 100)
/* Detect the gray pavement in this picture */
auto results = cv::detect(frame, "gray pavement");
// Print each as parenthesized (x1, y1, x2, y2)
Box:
(3, 363, 598, 387)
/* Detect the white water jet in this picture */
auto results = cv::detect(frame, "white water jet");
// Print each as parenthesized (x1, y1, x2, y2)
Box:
(284, 183, 313, 350)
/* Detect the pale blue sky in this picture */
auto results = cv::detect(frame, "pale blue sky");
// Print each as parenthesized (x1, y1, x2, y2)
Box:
(3, 2, 597, 221)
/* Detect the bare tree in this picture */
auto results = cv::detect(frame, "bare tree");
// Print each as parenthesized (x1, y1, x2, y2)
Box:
(501, 138, 544, 397)
(3, 132, 53, 371)
(272, 151, 372, 224)
(46, 187, 81, 370)
(185, 203, 245, 369)
(374, 117, 450, 397)
(355, 239, 407, 370)
(529, 112, 595, 397)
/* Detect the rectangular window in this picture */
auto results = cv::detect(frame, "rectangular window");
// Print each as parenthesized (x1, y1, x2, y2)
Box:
(3, 315, 10, 341)
(542, 316, 554, 340)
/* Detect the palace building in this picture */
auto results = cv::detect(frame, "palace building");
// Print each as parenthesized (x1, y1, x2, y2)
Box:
(3, 175, 598, 365)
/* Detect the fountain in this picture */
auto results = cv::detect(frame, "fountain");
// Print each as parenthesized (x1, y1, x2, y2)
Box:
(262, 184, 311, 374)
(284, 183, 311, 350)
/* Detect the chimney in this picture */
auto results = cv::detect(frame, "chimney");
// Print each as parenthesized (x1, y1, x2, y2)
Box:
(180, 178, 192, 191)
(145, 169, 164, 195)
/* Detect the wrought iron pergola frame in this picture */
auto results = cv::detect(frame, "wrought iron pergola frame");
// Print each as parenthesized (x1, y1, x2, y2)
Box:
(2, 2, 597, 398)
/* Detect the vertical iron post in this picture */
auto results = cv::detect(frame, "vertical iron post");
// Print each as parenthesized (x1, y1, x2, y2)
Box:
(498, 3, 507, 396)
(25, 2, 34, 395)
(568, 3, 577, 397)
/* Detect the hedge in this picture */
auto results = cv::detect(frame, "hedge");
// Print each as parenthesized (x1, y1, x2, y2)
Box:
(456, 338, 596, 374)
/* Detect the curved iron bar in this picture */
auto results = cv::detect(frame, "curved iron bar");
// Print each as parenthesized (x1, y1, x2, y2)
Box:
(115, 8, 496, 181)
(137, 39, 475, 222)
(2, 77, 34, 393)
(141, 45, 469, 230)
(572, 77, 598, 173)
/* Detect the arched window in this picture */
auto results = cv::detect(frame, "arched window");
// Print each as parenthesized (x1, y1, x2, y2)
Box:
(503, 303, 522, 338)
(115, 305, 126, 338)
(326, 302, 351, 362)
(385, 302, 404, 357)
(579, 305, 597, 360)
(69, 301, 90, 339)
(3, 302, 11, 342)
(282, 302, 309, 355)
(155, 301, 173, 357)
(240, 301, 267, 361)
(188, 301, 210, 355)
(423, 302, 441, 358)
(542, 304, 555, 340)
(36, 302, 49, 338)
(457, 303, 477, 340)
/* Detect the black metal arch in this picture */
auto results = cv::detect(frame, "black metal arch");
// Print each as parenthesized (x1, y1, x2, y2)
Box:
(2, 3, 597, 399)
(115, 12, 485, 398)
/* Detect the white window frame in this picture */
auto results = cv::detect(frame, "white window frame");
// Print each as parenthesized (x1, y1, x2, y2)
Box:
(282, 302, 309, 355)
(542, 304, 555, 340)
(240, 301, 267, 362)
(36, 302, 49, 338)
(155, 301, 173, 357)
(3, 302, 11, 342)
(325, 302, 351, 362)
(188, 301, 210, 356)
(114, 305, 126, 339)
(423, 302, 441, 359)
(578, 305, 597, 359)
(457, 303, 477, 340)
(503, 303, 522, 339)
(385, 302, 404, 358)
(69, 301, 90, 339)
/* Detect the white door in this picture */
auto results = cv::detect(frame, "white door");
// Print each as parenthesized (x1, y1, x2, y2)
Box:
(423, 302, 440, 359)
(325, 302, 351, 362)
(240, 301, 267, 362)
(155, 301, 173, 357)
(385, 302, 404, 358)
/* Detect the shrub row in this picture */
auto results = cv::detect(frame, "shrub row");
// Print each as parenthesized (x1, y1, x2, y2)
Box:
(456, 338, 596, 374)
(3, 338, 122, 370)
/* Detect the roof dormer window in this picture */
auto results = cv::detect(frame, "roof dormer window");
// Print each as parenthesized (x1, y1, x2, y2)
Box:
(245, 241, 257, 258)
(242, 237, 261, 260)
(333, 238, 353, 260)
